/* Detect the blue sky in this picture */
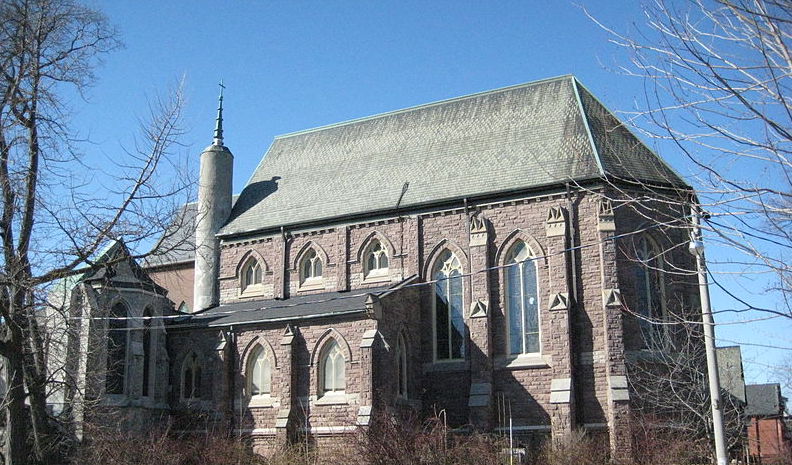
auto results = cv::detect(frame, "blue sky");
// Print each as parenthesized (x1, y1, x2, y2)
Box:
(76, 1, 790, 394)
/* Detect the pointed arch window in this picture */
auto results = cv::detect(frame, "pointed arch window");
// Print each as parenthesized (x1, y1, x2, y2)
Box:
(396, 333, 408, 398)
(505, 241, 540, 355)
(241, 257, 263, 293)
(247, 345, 272, 397)
(634, 236, 666, 341)
(319, 340, 345, 395)
(105, 302, 128, 395)
(300, 248, 323, 287)
(181, 352, 202, 400)
(433, 250, 465, 361)
(364, 239, 389, 279)
(142, 308, 153, 397)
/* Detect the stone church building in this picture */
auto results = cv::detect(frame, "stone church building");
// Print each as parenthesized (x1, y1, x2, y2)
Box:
(56, 75, 697, 461)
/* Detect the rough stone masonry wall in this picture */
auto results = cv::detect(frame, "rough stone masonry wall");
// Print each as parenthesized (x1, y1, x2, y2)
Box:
(80, 263, 172, 434)
(166, 183, 695, 460)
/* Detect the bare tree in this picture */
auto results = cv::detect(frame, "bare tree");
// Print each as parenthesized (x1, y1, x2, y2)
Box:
(587, 0, 792, 318)
(627, 313, 747, 458)
(0, 1, 192, 463)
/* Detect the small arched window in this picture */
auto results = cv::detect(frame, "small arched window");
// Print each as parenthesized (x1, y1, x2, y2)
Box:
(364, 239, 389, 278)
(300, 249, 323, 286)
(142, 307, 153, 397)
(396, 333, 408, 398)
(241, 257, 263, 293)
(635, 236, 666, 341)
(505, 241, 540, 355)
(247, 345, 272, 397)
(433, 250, 465, 361)
(181, 352, 202, 400)
(319, 340, 345, 395)
(105, 302, 128, 395)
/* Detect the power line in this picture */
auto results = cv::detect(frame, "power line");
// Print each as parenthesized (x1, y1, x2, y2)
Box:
(65, 219, 679, 324)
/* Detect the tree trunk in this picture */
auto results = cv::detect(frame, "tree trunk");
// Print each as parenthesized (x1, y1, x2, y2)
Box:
(5, 347, 29, 465)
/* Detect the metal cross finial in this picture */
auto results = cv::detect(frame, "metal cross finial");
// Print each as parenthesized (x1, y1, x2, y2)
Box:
(213, 80, 225, 146)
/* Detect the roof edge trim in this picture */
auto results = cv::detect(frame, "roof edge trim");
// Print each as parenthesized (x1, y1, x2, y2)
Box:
(572, 77, 605, 176)
(274, 74, 577, 140)
(573, 78, 689, 187)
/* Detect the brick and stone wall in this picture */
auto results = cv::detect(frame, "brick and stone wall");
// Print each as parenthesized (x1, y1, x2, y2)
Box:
(143, 182, 696, 460)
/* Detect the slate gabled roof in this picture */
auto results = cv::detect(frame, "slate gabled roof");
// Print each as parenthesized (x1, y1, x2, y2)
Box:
(145, 195, 240, 268)
(745, 383, 786, 417)
(220, 75, 687, 237)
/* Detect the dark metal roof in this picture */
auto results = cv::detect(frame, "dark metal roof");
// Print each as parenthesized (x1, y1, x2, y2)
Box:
(170, 285, 393, 329)
(745, 383, 785, 417)
(220, 75, 687, 237)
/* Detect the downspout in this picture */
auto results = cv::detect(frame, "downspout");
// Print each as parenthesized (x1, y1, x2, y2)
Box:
(227, 326, 237, 434)
(280, 226, 287, 299)
(564, 183, 579, 306)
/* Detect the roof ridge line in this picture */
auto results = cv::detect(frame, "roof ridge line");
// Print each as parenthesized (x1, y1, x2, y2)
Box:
(274, 74, 577, 140)
(571, 77, 605, 177)
(573, 78, 688, 186)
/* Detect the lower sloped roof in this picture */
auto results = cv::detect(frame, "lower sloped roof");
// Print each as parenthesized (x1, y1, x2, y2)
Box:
(173, 285, 393, 328)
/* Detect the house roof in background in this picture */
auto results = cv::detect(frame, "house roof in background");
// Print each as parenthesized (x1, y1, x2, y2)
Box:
(745, 383, 786, 417)
(717, 346, 746, 404)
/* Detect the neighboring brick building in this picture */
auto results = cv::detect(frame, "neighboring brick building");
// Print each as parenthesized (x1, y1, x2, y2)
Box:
(746, 384, 792, 464)
(57, 75, 699, 461)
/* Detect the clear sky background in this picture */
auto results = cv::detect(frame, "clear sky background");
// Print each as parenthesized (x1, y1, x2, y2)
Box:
(74, 1, 790, 397)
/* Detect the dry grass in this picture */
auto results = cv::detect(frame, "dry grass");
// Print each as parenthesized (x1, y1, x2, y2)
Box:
(73, 416, 723, 465)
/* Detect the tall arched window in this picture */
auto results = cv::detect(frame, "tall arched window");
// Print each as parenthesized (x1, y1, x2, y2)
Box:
(319, 340, 345, 395)
(300, 249, 323, 286)
(396, 333, 408, 398)
(247, 345, 271, 397)
(142, 307, 153, 397)
(505, 242, 540, 355)
(241, 257, 263, 293)
(635, 236, 665, 340)
(105, 302, 128, 395)
(181, 352, 202, 400)
(433, 250, 465, 361)
(364, 239, 389, 278)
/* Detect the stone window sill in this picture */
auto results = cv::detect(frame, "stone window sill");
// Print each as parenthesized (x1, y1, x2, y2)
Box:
(102, 394, 129, 407)
(298, 278, 325, 292)
(315, 392, 348, 406)
(362, 271, 390, 284)
(239, 285, 265, 299)
(247, 395, 274, 408)
(423, 360, 469, 373)
(495, 354, 551, 370)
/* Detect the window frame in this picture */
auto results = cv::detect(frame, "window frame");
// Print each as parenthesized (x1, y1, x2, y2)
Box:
(105, 302, 129, 396)
(504, 241, 542, 356)
(396, 333, 408, 398)
(141, 307, 153, 398)
(432, 250, 466, 362)
(299, 248, 324, 290)
(246, 345, 272, 399)
(318, 340, 346, 396)
(240, 256, 264, 296)
(363, 239, 390, 281)
(634, 235, 668, 344)
(180, 351, 202, 401)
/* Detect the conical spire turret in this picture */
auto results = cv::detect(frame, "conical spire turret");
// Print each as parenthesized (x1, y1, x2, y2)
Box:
(213, 81, 225, 146)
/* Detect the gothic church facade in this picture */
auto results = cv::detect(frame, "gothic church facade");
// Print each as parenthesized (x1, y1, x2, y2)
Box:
(59, 76, 697, 461)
